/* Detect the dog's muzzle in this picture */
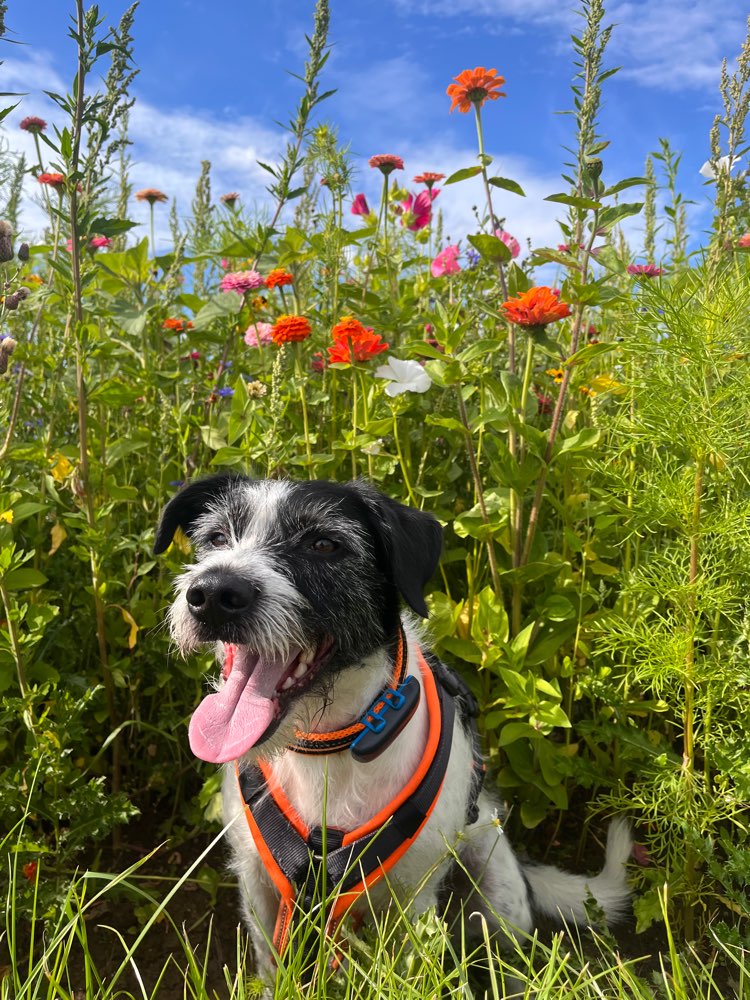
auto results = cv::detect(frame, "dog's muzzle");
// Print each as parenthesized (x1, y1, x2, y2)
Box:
(186, 571, 258, 631)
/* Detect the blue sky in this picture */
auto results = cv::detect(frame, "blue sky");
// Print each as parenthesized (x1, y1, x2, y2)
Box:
(4, 0, 749, 254)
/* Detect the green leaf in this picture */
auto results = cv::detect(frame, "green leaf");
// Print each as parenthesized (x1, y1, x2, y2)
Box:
(545, 193, 601, 210)
(444, 165, 483, 185)
(498, 721, 539, 747)
(557, 427, 600, 455)
(466, 233, 512, 263)
(603, 177, 649, 197)
(540, 594, 577, 621)
(4, 568, 48, 590)
(488, 176, 526, 196)
(597, 202, 643, 231)
(88, 217, 138, 238)
(192, 292, 243, 330)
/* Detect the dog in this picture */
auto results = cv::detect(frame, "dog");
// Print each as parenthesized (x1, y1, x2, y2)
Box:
(155, 473, 631, 977)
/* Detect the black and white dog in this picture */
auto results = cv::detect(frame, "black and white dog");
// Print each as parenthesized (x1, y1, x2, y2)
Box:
(155, 474, 631, 975)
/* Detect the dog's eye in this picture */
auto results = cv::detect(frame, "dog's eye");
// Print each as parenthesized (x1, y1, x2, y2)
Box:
(209, 531, 229, 548)
(310, 538, 338, 554)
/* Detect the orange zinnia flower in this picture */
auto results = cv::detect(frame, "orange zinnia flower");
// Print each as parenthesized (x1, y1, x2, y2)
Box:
(37, 172, 66, 189)
(328, 316, 389, 365)
(447, 67, 506, 113)
(163, 317, 193, 333)
(271, 315, 312, 345)
(264, 268, 294, 289)
(135, 187, 168, 204)
(413, 172, 445, 190)
(502, 287, 571, 329)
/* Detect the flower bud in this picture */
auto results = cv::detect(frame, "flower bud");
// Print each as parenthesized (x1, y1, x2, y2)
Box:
(15, 287, 30, 301)
(0, 336, 17, 375)
(3, 292, 18, 310)
(18, 243, 29, 262)
(0, 221, 13, 263)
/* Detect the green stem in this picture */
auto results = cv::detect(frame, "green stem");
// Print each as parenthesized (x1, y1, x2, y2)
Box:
(456, 389, 500, 595)
(391, 409, 418, 508)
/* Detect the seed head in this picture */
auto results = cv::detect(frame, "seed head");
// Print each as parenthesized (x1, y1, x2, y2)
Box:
(0, 221, 13, 263)
(18, 243, 29, 262)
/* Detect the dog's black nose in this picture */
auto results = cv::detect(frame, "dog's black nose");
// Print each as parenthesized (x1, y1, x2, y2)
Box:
(186, 572, 257, 628)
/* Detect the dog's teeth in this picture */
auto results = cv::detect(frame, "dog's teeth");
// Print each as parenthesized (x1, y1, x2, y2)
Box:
(281, 676, 295, 690)
(293, 662, 308, 679)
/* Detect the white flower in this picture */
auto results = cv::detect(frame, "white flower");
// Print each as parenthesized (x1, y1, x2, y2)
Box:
(699, 155, 739, 179)
(374, 357, 432, 396)
(361, 438, 384, 456)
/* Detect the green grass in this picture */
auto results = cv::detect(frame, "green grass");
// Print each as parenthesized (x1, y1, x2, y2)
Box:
(3, 821, 747, 1000)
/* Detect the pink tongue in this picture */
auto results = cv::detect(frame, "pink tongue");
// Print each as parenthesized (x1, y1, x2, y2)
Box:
(188, 645, 300, 763)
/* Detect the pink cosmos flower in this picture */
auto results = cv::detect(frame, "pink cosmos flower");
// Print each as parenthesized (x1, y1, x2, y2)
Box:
(351, 193, 370, 216)
(495, 229, 520, 258)
(431, 244, 461, 278)
(219, 270, 264, 294)
(627, 263, 663, 278)
(400, 190, 433, 231)
(244, 322, 274, 347)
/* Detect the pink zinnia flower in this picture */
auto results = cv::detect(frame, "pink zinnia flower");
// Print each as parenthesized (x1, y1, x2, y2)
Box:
(627, 263, 663, 278)
(495, 229, 521, 259)
(20, 116, 47, 133)
(368, 154, 404, 175)
(244, 322, 274, 347)
(351, 193, 370, 216)
(431, 244, 461, 278)
(400, 190, 433, 231)
(219, 270, 264, 294)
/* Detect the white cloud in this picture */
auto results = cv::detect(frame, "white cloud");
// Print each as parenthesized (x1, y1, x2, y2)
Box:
(3, 48, 287, 250)
(391, 0, 748, 93)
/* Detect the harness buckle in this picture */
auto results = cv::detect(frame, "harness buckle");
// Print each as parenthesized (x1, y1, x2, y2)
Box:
(351, 675, 421, 763)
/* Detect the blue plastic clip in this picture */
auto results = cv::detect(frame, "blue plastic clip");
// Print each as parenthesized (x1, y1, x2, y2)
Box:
(351, 675, 421, 762)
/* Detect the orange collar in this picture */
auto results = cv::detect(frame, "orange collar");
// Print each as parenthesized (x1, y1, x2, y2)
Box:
(287, 624, 409, 756)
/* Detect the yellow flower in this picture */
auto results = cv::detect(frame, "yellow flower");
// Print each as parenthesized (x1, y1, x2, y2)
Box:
(0, 509, 13, 523)
(50, 453, 73, 483)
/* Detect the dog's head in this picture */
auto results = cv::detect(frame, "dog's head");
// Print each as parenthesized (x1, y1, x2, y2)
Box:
(155, 475, 442, 763)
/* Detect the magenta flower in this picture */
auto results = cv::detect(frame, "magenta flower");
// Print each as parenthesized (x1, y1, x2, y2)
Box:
(351, 193, 370, 216)
(89, 235, 112, 249)
(244, 322, 274, 347)
(400, 190, 433, 231)
(431, 244, 461, 278)
(495, 229, 521, 259)
(627, 263, 663, 278)
(219, 270, 264, 294)
(20, 116, 47, 133)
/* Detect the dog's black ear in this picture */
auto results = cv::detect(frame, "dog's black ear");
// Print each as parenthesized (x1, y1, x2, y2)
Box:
(154, 473, 242, 555)
(352, 482, 443, 618)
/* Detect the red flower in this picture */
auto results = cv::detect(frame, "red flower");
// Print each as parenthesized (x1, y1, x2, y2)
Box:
(502, 286, 571, 329)
(271, 315, 312, 345)
(264, 268, 294, 289)
(311, 351, 326, 373)
(23, 861, 38, 882)
(413, 172, 445, 190)
(37, 172, 65, 190)
(20, 116, 47, 133)
(163, 317, 193, 333)
(627, 263, 663, 277)
(738, 233, 750, 248)
(351, 193, 371, 216)
(399, 190, 433, 231)
(328, 316, 389, 365)
(369, 154, 404, 175)
(447, 67, 506, 113)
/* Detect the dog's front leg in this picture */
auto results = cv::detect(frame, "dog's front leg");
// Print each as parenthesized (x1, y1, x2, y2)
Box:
(222, 766, 280, 980)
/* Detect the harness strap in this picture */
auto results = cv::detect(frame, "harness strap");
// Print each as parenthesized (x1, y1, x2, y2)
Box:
(288, 624, 409, 755)
(237, 649, 453, 957)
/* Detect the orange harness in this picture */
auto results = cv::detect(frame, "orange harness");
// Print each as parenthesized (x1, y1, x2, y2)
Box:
(236, 641, 483, 958)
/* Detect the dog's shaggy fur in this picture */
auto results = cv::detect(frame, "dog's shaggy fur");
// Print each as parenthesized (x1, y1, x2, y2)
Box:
(156, 474, 631, 977)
